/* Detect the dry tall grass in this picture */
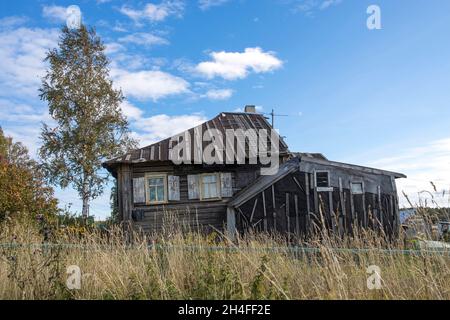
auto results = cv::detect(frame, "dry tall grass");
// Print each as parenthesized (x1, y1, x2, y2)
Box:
(0, 214, 449, 300)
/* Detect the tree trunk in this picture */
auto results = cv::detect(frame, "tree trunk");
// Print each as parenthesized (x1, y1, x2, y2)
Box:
(82, 194, 89, 221)
(81, 173, 90, 221)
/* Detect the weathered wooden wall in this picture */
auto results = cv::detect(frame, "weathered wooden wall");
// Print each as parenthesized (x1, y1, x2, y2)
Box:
(116, 158, 402, 238)
(118, 161, 262, 234)
(234, 166, 400, 238)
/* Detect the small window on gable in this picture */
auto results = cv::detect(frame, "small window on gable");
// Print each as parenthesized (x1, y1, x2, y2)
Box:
(200, 173, 220, 200)
(351, 182, 364, 195)
(315, 171, 330, 188)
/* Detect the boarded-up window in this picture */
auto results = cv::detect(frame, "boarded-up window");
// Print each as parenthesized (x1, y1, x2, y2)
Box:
(351, 182, 364, 194)
(188, 175, 200, 199)
(168, 175, 180, 201)
(221, 172, 233, 198)
(133, 177, 145, 203)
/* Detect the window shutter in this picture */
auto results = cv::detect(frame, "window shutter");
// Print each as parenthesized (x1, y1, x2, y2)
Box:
(221, 172, 233, 198)
(133, 177, 145, 203)
(168, 175, 180, 201)
(187, 175, 200, 199)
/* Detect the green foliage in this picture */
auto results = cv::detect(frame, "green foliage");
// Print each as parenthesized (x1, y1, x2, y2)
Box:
(0, 128, 59, 222)
(39, 25, 137, 218)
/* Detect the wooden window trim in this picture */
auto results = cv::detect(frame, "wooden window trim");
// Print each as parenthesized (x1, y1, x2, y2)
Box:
(314, 170, 330, 188)
(199, 173, 222, 201)
(145, 173, 168, 205)
(350, 181, 365, 195)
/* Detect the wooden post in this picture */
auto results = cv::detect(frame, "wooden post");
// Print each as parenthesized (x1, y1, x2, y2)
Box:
(305, 173, 311, 233)
(349, 183, 356, 229)
(294, 194, 300, 236)
(286, 193, 290, 235)
(372, 193, 376, 229)
(262, 190, 268, 232)
(226, 207, 236, 241)
(250, 198, 258, 223)
(338, 178, 346, 235)
(313, 188, 319, 218)
(272, 185, 277, 231)
(377, 185, 383, 230)
(118, 164, 133, 223)
(389, 195, 394, 236)
(362, 183, 367, 228)
(390, 176, 400, 236)
(328, 190, 335, 233)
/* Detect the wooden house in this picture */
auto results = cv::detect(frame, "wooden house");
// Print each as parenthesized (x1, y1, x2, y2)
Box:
(103, 107, 406, 238)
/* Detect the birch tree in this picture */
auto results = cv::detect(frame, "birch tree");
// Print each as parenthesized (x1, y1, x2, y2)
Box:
(39, 25, 137, 219)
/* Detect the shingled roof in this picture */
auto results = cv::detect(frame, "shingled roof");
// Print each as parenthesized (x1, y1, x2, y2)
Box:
(103, 112, 290, 171)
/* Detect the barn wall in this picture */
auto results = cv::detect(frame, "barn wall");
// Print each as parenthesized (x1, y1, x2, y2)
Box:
(235, 164, 401, 238)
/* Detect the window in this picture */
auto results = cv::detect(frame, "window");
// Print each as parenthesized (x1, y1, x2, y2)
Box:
(146, 174, 167, 204)
(315, 171, 330, 188)
(200, 173, 220, 200)
(351, 182, 364, 194)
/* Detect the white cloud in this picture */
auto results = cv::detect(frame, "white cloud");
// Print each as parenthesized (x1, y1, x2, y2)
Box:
(292, 0, 343, 15)
(119, 1, 185, 24)
(367, 138, 450, 208)
(0, 26, 60, 159)
(42, 5, 69, 22)
(0, 16, 28, 29)
(203, 88, 233, 100)
(198, 0, 230, 10)
(118, 32, 169, 47)
(112, 69, 190, 101)
(0, 27, 59, 97)
(196, 47, 283, 80)
(133, 113, 207, 146)
(320, 0, 342, 10)
(120, 100, 144, 120)
(105, 42, 126, 55)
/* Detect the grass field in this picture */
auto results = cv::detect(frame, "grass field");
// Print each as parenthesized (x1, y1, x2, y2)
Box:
(0, 215, 449, 300)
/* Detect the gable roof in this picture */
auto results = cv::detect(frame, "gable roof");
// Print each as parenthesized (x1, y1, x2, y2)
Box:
(103, 112, 290, 171)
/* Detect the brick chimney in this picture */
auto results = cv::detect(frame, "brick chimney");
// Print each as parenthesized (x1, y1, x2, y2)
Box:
(244, 105, 256, 113)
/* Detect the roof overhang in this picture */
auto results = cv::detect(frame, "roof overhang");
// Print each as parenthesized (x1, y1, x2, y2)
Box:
(297, 154, 407, 179)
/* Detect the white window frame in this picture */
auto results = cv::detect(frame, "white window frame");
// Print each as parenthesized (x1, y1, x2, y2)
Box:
(145, 173, 168, 204)
(199, 173, 221, 201)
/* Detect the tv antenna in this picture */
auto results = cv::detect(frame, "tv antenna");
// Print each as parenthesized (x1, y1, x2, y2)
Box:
(263, 109, 288, 128)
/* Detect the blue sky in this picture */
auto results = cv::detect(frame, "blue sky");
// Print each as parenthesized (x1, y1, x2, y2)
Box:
(1, 0, 449, 219)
